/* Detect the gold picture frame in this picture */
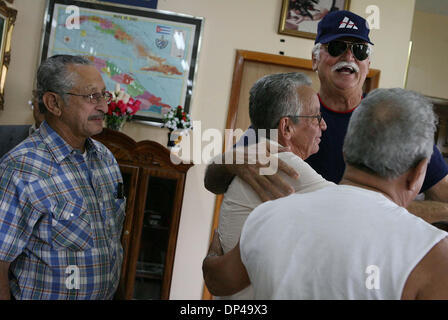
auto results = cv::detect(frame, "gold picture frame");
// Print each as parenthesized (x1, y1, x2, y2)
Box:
(278, 0, 350, 39)
(0, 1, 16, 110)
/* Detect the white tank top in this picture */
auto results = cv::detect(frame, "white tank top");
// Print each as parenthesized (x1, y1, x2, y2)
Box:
(240, 185, 447, 299)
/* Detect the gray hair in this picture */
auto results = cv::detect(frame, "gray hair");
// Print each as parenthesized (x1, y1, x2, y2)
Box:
(312, 43, 322, 62)
(249, 72, 312, 130)
(343, 88, 436, 179)
(36, 55, 93, 113)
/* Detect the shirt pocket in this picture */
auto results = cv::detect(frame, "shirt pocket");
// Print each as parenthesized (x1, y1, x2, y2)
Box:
(51, 197, 94, 251)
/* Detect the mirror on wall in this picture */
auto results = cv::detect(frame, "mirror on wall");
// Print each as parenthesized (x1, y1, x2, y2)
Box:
(0, 0, 16, 110)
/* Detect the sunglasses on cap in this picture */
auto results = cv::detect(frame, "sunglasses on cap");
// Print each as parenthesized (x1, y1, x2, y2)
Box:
(323, 40, 370, 61)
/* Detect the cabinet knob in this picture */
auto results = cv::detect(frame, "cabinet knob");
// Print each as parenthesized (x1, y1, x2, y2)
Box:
(124, 230, 130, 235)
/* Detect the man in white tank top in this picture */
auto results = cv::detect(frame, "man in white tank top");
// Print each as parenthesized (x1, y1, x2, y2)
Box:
(203, 88, 448, 299)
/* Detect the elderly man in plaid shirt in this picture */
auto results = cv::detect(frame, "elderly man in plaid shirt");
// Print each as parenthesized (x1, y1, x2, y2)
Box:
(0, 55, 125, 300)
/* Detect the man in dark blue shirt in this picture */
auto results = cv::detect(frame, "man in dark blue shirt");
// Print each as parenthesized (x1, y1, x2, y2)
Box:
(306, 96, 448, 194)
(204, 10, 448, 221)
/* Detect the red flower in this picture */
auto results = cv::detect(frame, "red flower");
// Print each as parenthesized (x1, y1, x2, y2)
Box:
(131, 105, 139, 115)
(106, 92, 142, 122)
(117, 101, 127, 114)
(107, 102, 117, 115)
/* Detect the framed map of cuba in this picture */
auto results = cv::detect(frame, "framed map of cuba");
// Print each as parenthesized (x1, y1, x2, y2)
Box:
(40, 0, 203, 126)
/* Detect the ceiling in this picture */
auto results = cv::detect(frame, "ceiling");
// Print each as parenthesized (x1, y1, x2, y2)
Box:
(415, 0, 448, 16)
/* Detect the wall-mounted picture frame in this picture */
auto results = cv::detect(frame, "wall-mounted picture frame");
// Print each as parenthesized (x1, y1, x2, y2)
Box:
(97, 0, 157, 10)
(278, 0, 350, 39)
(40, 0, 203, 126)
(0, 1, 16, 110)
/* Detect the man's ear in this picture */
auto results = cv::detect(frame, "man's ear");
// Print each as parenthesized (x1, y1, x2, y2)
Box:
(407, 158, 429, 192)
(278, 117, 293, 140)
(42, 92, 63, 117)
(312, 54, 318, 71)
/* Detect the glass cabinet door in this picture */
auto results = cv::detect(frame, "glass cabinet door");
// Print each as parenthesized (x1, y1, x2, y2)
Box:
(132, 175, 178, 300)
(114, 164, 139, 300)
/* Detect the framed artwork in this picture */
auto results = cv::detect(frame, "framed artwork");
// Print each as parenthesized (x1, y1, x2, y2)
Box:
(40, 0, 203, 126)
(97, 0, 157, 9)
(0, 1, 16, 110)
(278, 0, 350, 39)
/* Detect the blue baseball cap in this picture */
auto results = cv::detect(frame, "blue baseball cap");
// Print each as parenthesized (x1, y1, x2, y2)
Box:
(315, 10, 373, 45)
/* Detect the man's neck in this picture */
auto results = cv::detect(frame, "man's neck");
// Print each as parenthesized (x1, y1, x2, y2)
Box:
(46, 119, 87, 153)
(277, 136, 306, 160)
(319, 87, 363, 112)
(340, 166, 408, 208)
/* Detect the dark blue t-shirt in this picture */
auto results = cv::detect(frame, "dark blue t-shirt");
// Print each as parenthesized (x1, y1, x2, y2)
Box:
(305, 96, 448, 193)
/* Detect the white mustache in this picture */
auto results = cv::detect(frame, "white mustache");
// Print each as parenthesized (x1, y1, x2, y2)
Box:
(331, 61, 359, 73)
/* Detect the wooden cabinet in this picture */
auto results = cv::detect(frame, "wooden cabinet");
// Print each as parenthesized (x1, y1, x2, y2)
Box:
(93, 128, 192, 299)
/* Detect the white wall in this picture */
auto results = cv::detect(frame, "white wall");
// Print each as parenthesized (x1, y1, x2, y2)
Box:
(0, 0, 416, 299)
(350, 0, 416, 88)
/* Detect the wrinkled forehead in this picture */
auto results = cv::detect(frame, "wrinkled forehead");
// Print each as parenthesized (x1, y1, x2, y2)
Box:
(68, 64, 106, 91)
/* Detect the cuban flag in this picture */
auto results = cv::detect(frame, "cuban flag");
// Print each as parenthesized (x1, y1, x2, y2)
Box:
(156, 25, 171, 35)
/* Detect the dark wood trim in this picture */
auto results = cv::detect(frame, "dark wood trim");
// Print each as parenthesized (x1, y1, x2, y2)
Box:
(115, 164, 139, 299)
(160, 171, 186, 299)
(124, 170, 150, 299)
(94, 128, 193, 173)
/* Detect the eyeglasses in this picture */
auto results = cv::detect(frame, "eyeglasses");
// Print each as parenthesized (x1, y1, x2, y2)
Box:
(64, 91, 113, 104)
(287, 114, 323, 125)
(323, 40, 370, 61)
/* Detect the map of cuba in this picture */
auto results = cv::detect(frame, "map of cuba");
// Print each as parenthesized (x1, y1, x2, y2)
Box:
(48, 4, 196, 118)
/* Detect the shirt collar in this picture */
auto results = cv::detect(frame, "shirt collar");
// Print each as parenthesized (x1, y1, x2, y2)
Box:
(317, 93, 365, 114)
(38, 121, 105, 164)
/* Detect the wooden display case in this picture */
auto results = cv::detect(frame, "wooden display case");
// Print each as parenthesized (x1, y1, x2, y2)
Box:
(93, 128, 192, 299)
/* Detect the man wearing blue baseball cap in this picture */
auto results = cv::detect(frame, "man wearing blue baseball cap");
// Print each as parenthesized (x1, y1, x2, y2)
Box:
(307, 10, 375, 188)
(307, 10, 448, 218)
(204, 10, 448, 222)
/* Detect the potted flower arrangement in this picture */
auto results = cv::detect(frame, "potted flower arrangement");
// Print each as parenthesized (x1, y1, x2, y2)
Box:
(105, 84, 141, 131)
(162, 105, 192, 149)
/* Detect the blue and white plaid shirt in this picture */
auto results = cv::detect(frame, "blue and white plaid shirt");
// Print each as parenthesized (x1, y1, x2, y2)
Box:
(0, 121, 125, 299)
